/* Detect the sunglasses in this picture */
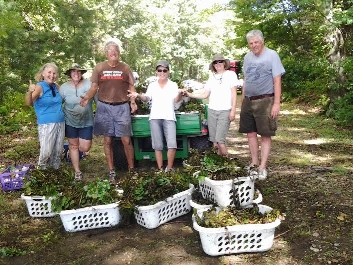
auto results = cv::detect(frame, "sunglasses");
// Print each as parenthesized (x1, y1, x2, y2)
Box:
(157, 69, 168, 73)
(213, 60, 224, 65)
(49, 85, 56, 97)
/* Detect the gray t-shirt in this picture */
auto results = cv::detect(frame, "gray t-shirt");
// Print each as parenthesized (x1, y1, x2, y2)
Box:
(59, 79, 95, 128)
(243, 47, 285, 97)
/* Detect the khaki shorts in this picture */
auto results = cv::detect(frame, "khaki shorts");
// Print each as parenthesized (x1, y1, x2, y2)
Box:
(207, 108, 231, 144)
(239, 97, 277, 137)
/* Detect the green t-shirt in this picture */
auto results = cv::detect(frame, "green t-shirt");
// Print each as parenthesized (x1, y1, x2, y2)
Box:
(59, 79, 95, 128)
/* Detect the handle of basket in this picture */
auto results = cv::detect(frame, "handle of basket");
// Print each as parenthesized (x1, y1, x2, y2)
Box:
(252, 189, 263, 204)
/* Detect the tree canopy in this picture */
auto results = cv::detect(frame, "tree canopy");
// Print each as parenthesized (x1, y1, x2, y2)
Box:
(1, 0, 353, 124)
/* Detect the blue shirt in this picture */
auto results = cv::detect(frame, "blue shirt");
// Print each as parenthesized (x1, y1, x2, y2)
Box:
(34, 81, 65, 124)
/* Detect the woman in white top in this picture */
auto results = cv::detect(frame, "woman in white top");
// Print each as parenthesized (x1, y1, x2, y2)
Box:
(128, 60, 183, 171)
(184, 54, 238, 155)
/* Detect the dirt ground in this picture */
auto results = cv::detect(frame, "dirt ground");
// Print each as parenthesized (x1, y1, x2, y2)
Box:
(1, 102, 353, 265)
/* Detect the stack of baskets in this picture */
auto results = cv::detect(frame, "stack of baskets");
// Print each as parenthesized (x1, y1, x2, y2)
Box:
(185, 155, 282, 256)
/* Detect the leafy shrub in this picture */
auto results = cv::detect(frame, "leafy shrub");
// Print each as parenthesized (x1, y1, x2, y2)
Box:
(332, 93, 353, 126)
(281, 55, 331, 103)
(0, 90, 36, 135)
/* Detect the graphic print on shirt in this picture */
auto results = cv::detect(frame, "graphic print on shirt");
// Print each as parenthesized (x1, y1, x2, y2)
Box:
(246, 63, 264, 83)
(100, 71, 124, 80)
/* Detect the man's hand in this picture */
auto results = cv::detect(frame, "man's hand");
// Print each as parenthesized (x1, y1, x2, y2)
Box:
(80, 95, 89, 107)
(130, 102, 137, 113)
(271, 103, 280, 119)
(127, 90, 138, 100)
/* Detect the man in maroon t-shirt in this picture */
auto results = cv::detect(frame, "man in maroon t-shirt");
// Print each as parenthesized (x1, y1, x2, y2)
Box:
(80, 40, 137, 183)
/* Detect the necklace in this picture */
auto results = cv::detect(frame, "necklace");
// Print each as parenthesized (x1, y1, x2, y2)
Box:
(71, 80, 80, 97)
(214, 73, 223, 84)
(107, 61, 118, 68)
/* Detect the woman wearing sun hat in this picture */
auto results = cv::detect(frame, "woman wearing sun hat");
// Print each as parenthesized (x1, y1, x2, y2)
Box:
(184, 54, 238, 156)
(59, 63, 95, 180)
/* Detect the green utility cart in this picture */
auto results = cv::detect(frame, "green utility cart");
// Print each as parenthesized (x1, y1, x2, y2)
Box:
(112, 109, 210, 170)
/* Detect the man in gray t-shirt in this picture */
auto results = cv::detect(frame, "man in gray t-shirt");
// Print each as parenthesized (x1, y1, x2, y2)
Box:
(239, 29, 285, 181)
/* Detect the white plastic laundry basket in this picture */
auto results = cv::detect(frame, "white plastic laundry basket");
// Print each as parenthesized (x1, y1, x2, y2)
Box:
(193, 204, 281, 256)
(135, 185, 194, 229)
(59, 203, 120, 232)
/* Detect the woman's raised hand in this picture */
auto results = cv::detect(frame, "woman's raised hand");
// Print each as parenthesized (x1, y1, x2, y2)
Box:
(28, 80, 36, 94)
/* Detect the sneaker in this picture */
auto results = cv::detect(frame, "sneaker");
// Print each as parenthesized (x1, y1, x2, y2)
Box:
(244, 164, 258, 171)
(74, 172, 83, 181)
(128, 168, 137, 174)
(258, 169, 268, 180)
(109, 170, 116, 183)
(155, 168, 164, 174)
(164, 167, 175, 173)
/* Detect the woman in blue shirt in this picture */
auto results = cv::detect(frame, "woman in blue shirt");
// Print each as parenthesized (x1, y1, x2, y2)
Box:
(25, 62, 65, 169)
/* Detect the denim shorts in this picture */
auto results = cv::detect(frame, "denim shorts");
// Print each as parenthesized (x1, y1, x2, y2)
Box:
(149, 119, 177, 150)
(239, 97, 277, 136)
(93, 101, 132, 137)
(65, 124, 93, 140)
(207, 108, 231, 144)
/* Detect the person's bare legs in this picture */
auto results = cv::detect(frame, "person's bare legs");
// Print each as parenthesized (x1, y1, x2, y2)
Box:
(78, 138, 92, 154)
(68, 138, 80, 173)
(247, 132, 259, 166)
(121, 136, 134, 169)
(155, 150, 163, 170)
(103, 136, 114, 171)
(218, 143, 228, 156)
(213, 142, 220, 154)
(259, 136, 271, 170)
(166, 148, 176, 170)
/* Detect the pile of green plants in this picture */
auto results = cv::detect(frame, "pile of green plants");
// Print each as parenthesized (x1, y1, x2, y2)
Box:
(194, 205, 282, 228)
(177, 98, 206, 115)
(23, 168, 121, 212)
(134, 100, 151, 115)
(23, 168, 74, 197)
(184, 148, 247, 180)
(119, 169, 196, 213)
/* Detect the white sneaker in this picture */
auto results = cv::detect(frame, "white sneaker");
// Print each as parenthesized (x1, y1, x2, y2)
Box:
(74, 172, 83, 181)
(258, 169, 268, 180)
(164, 167, 175, 173)
(109, 170, 116, 183)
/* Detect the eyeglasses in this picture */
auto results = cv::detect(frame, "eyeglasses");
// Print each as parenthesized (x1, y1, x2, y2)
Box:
(107, 49, 119, 54)
(49, 85, 56, 97)
(157, 69, 168, 73)
(213, 60, 224, 65)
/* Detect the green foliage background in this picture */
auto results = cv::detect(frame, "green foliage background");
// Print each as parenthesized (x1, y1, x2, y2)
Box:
(1, 0, 353, 129)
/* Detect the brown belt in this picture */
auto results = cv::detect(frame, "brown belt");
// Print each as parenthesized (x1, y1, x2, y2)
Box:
(99, 100, 128, 106)
(246, 93, 274, 101)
